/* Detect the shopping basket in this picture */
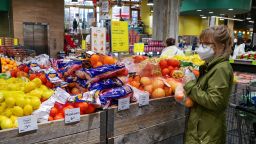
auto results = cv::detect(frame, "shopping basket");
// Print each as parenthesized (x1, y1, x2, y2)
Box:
(226, 102, 256, 144)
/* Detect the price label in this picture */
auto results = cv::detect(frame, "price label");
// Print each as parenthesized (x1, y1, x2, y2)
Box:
(65, 108, 80, 124)
(13, 38, 18, 46)
(252, 61, 256, 65)
(139, 94, 149, 107)
(18, 115, 38, 133)
(81, 40, 86, 50)
(229, 59, 234, 63)
(118, 97, 130, 111)
(134, 43, 144, 53)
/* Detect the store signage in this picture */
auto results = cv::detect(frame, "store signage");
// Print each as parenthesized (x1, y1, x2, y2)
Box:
(81, 40, 86, 50)
(101, 1, 109, 13)
(111, 21, 129, 52)
(13, 38, 18, 46)
(91, 27, 106, 54)
(139, 94, 149, 107)
(65, 108, 80, 124)
(0, 39, 2, 46)
(134, 43, 144, 53)
(118, 97, 130, 111)
(18, 115, 38, 133)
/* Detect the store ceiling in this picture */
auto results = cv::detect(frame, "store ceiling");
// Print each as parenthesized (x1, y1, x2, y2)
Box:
(180, 0, 252, 17)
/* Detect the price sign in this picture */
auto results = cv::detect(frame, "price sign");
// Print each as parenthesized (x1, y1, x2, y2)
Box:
(111, 21, 129, 52)
(252, 61, 256, 65)
(118, 97, 130, 111)
(13, 38, 18, 46)
(139, 94, 149, 107)
(134, 43, 144, 53)
(65, 108, 80, 124)
(81, 40, 86, 50)
(229, 59, 234, 63)
(18, 115, 38, 133)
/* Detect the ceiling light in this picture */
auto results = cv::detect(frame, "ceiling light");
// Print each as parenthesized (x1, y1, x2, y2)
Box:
(216, 16, 244, 22)
(220, 14, 225, 16)
(249, 21, 254, 23)
(197, 9, 202, 12)
(209, 12, 213, 14)
(147, 0, 154, 6)
(228, 8, 233, 11)
(246, 17, 251, 20)
(247, 32, 250, 35)
(201, 16, 207, 19)
(200, 15, 204, 17)
(242, 31, 245, 34)
(233, 16, 236, 18)
(234, 31, 237, 34)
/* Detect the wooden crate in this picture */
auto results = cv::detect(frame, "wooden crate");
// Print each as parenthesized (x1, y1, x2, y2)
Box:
(0, 111, 106, 144)
(107, 97, 186, 144)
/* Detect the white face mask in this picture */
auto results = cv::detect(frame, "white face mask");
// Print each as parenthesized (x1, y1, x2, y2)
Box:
(196, 44, 215, 60)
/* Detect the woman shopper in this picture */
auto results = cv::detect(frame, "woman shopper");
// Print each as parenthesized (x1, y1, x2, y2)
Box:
(183, 25, 233, 144)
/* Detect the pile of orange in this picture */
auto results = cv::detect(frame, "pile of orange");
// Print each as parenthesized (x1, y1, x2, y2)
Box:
(90, 54, 117, 68)
(1, 57, 17, 73)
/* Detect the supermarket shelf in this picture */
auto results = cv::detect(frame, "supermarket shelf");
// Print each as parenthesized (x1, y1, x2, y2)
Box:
(230, 59, 256, 73)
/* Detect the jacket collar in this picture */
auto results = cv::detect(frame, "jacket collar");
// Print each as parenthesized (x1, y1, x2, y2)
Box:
(205, 55, 229, 71)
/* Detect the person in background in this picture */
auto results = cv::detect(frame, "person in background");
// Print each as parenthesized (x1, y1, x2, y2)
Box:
(232, 37, 245, 59)
(245, 39, 252, 52)
(73, 19, 78, 33)
(160, 38, 184, 58)
(64, 29, 76, 52)
(183, 25, 233, 144)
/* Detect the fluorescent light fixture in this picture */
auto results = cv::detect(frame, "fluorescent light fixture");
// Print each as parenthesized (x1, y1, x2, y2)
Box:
(209, 12, 213, 14)
(197, 9, 202, 12)
(201, 16, 207, 19)
(216, 16, 244, 22)
(228, 8, 233, 11)
(246, 17, 251, 20)
(147, 0, 154, 6)
(200, 15, 204, 17)
(249, 21, 254, 23)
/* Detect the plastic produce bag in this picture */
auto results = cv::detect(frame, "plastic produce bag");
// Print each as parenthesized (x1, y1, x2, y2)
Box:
(33, 88, 70, 123)
(174, 84, 193, 108)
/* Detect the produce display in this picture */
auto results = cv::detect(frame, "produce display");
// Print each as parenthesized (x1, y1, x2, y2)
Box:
(1, 57, 17, 73)
(236, 51, 256, 60)
(0, 52, 204, 131)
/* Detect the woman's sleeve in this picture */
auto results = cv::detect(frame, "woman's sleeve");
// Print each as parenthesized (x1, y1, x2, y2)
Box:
(184, 67, 231, 111)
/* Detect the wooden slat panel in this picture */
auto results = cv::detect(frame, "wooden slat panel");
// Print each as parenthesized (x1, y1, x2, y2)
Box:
(35, 128, 100, 144)
(0, 112, 102, 144)
(108, 97, 185, 137)
(111, 117, 186, 144)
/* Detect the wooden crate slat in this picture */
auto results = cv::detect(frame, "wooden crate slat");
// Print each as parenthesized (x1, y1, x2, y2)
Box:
(0, 112, 102, 144)
(110, 116, 186, 144)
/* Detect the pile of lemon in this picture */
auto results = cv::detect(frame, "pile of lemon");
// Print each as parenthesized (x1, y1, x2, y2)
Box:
(0, 77, 54, 130)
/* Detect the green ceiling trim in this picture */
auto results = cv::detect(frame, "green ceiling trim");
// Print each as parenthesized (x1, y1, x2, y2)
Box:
(0, 0, 9, 12)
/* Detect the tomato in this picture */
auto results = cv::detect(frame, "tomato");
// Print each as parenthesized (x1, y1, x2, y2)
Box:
(192, 70, 200, 77)
(23, 66, 30, 73)
(74, 102, 89, 114)
(168, 66, 174, 71)
(161, 68, 170, 76)
(172, 60, 180, 67)
(159, 60, 168, 69)
(50, 107, 58, 117)
(48, 116, 54, 121)
(39, 74, 47, 84)
(45, 81, 54, 89)
(85, 104, 96, 114)
(10, 70, 17, 77)
(54, 102, 64, 110)
(54, 113, 64, 120)
(29, 74, 37, 81)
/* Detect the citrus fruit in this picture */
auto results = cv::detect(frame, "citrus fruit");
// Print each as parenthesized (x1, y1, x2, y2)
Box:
(1, 118, 13, 129)
(12, 106, 24, 117)
(32, 78, 42, 87)
(5, 97, 15, 108)
(23, 105, 33, 116)
(16, 97, 26, 108)
(30, 98, 41, 110)
(3, 108, 12, 117)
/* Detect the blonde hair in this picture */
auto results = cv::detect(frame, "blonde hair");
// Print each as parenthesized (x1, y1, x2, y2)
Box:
(199, 25, 233, 57)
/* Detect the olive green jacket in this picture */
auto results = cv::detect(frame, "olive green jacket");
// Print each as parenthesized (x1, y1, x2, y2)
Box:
(184, 56, 233, 144)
